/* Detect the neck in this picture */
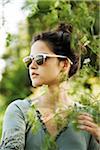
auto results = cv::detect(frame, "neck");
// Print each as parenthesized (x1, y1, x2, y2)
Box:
(33, 81, 72, 110)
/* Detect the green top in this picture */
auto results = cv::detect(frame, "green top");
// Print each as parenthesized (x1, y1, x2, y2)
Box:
(0, 99, 99, 150)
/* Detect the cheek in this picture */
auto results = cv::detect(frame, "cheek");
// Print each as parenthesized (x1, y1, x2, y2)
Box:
(42, 65, 60, 81)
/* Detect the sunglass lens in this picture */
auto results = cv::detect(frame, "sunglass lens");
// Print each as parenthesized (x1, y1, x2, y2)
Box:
(35, 55, 44, 65)
(23, 56, 32, 68)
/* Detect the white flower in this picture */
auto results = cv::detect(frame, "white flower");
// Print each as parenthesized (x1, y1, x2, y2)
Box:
(83, 58, 91, 64)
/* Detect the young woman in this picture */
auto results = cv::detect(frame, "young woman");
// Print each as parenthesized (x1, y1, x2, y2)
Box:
(0, 23, 100, 150)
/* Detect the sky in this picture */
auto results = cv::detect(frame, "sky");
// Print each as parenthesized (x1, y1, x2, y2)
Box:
(0, 0, 25, 56)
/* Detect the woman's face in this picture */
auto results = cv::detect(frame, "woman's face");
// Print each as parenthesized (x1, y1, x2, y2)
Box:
(29, 40, 65, 87)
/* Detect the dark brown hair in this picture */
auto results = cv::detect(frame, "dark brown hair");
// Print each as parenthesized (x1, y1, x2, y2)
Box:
(32, 23, 79, 77)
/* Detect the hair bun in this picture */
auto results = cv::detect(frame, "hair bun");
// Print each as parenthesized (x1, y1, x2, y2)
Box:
(57, 23, 73, 33)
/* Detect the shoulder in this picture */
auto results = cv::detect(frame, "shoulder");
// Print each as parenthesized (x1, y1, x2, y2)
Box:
(2, 99, 33, 133)
(6, 99, 31, 113)
(0, 99, 30, 149)
(3, 99, 32, 125)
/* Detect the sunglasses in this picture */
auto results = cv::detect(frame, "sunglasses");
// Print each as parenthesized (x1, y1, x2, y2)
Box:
(23, 53, 73, 68)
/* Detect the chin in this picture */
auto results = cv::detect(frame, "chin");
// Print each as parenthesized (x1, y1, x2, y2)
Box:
(31, 80, 43, 88)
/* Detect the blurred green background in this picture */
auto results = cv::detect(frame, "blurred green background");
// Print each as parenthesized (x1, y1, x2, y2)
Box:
(0, 0, 100, 139)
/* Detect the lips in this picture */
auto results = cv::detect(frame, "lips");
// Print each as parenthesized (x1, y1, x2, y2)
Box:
(31, 72, 39, 78)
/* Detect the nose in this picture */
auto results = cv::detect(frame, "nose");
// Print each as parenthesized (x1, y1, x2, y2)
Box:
(29, 59, 38, 69)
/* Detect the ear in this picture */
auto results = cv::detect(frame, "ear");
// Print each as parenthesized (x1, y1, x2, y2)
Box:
(60, 60, 71, 73)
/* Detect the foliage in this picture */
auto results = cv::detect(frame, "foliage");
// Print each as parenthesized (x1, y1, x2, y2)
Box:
(42, 133, 58, 150)
(0, 95, 6, 139)
(0, 58, 31, 104)
(20, 80, 100, 149)
(0, 0, 99, 141)
(0, 22, 31, 105)
(23, 0, 99, 73)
